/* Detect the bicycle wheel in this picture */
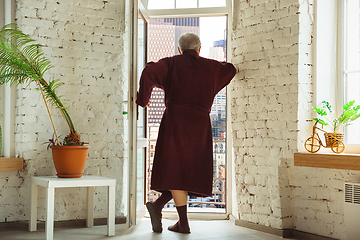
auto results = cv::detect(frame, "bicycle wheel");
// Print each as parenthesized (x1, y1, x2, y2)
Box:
(331, 141, 345, 154)
(304, 137, 321, 153)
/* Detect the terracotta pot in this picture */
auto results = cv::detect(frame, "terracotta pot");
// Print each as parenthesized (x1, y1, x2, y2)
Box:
(52, 145, 90, 178)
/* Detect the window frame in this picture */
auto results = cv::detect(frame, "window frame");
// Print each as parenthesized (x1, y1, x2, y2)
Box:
(146, 0, 227, 11)
(144, 0, 230, 18)
(142, 0, 235, 218)
(0, 0, 16, 158)
(314, 0, 360, 153)
(340, 0, 360, 151)
(339, 0, 360, 152)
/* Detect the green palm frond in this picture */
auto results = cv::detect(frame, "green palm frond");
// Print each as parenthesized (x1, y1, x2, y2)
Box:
(0, 23, 77, 143)
(0, 26, 50, 84)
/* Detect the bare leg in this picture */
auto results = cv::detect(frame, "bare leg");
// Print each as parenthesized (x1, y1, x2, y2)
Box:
(168, 190, 190, 233)
(170, 190, 188, 206)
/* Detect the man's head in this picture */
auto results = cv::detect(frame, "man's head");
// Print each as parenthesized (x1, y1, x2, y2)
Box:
(178, 32, 201, 54)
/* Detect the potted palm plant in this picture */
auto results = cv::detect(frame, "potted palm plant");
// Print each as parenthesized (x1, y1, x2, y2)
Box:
(0, 23, 89, 178)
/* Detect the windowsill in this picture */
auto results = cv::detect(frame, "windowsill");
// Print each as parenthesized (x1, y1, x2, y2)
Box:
(294, 152, 360, 170)
(0, 157, 24, 171)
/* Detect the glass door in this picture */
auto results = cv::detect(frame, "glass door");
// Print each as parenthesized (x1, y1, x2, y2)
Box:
(136, 10, 148, 221)
(129, 0, 149, 227)
(133, 0, 233, 221)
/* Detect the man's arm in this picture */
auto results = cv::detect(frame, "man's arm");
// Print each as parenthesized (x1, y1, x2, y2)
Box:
(216, 62, 237, 92)
(136, 58, 169, 107)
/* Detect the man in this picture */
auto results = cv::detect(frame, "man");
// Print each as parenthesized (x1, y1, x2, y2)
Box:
(136, 32, 236, 234)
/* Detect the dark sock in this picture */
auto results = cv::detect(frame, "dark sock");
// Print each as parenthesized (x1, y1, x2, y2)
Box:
(176, 205, 190, 232)
(152, 191, 172, 214)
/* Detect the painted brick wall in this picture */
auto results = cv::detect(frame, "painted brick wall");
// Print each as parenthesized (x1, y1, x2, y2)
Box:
(290, 3, 357, 238)
(292, 1, 360, 239)
(0, 0, 128, 223)
(231, 0, 300, 230)
(232, 1, 360, 239)
(2, 0, 358, 239)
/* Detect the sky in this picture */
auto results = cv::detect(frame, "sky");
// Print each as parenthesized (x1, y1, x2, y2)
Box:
(199, 16, 226, 59)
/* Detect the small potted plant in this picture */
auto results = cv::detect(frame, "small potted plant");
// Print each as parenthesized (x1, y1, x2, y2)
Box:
(307, 100, 360, 153)
(313, 100, 360, 131)
(0, 24, 89, 177)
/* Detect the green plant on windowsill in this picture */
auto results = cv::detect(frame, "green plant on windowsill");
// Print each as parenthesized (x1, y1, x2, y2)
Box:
(313, 100, 360, 133)
(304, 100, 360, 154)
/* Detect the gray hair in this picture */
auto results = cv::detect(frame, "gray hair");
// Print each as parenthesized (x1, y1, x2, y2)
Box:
(178, 33, 201, 53)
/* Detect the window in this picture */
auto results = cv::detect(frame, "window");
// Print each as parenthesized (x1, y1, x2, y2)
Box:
(148, 0, 174, 10)
(198, 0, 226, 8)
(147, 0, 226, 9)
(143, 0, 232, 216)
(176, 0, 197, 9)
(315, 0, 360, 151)
(343, 0, 360, 145)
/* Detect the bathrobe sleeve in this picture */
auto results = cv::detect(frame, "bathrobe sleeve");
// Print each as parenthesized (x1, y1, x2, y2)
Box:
(215, 62, 236, 93)
(136, 58, 169, 107)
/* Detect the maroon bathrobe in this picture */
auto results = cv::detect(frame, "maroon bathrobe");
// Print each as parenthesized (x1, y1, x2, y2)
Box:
(136, 49, 236, 197)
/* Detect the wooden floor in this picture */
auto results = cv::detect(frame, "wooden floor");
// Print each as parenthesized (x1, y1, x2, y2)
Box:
(1, 218, 293, 240)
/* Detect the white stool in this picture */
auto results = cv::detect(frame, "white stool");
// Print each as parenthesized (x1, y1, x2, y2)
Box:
(29, 176, 116, 240)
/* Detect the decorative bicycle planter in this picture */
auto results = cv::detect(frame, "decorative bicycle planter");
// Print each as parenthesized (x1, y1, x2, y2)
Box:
(304, 121, 345, 154)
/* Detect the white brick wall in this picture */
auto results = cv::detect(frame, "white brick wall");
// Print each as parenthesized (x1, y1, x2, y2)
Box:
(0, 0, 128, 223)
(231, 0, 300, 230)
(292, 1, 352, 239)
(232, 1, 360, 239)
(1, 1, 358, 239)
